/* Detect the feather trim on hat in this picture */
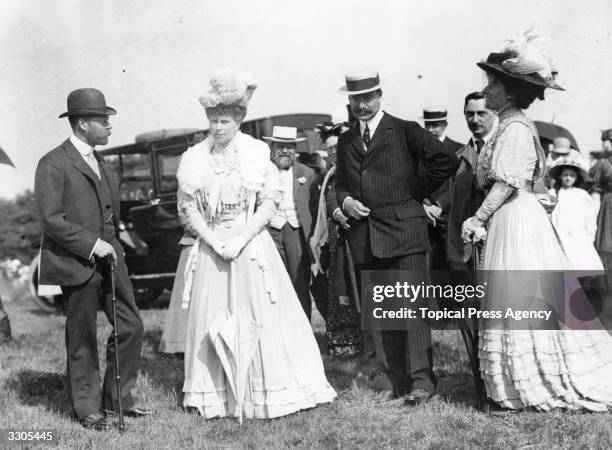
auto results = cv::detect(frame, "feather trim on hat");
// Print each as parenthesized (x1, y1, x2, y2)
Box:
(199, 68, 257, 108)
(498, 28, 554, 81)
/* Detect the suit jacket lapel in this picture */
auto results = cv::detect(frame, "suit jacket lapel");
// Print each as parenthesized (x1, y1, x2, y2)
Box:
(65, 140, 100, 187)
(362, 112, 392, 167)
(64, 140, 104, 216)
(349, 122, 366, 158)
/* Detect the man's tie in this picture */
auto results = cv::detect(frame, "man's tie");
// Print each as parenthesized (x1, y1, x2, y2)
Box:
(475, 139, 484, 153)
(363, 124, 371, 147)
(85, 149, 100, 178)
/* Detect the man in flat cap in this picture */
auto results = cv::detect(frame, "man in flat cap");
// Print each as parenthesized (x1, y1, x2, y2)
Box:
(34, 88, 150, 430)
(421, 106, 463, 270)
(335, 70, 458, 404)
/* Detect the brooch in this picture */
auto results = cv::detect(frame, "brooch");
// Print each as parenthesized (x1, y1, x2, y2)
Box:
(298, 176, 307, 184)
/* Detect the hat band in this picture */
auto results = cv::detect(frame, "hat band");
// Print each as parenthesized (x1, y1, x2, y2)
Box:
(345, 75, 380, 93)
(423, 112, 447, 121)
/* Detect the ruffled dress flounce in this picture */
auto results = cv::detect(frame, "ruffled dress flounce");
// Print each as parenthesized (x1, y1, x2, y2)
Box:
(176, 133, 336, 419)
(476, 111, 612, 411)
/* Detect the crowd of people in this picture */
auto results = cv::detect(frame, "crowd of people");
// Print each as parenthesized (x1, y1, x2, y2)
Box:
(29, 30, 612, 430)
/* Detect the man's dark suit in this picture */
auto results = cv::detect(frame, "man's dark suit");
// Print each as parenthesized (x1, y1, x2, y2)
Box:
(427, 137, 463, 270)
(445, 140, 486, 269)
(268, 161, 319, 319)
(335, 112, 458, 396)
(35, 139, 144, 420)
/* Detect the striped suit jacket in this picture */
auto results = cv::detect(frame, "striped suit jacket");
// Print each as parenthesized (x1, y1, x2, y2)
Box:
(335, 112, 459, 263)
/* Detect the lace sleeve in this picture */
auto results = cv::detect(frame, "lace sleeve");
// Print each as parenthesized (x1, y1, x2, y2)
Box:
(177, 188, 218, 247)
(240, 161, 281, 242)
(489, 121, 537, 189)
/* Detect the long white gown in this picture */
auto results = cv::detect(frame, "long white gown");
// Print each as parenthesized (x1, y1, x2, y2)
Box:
(176, 132, 336, 419)
(549, 187, 604, 271)
(476, 109, 612, 411)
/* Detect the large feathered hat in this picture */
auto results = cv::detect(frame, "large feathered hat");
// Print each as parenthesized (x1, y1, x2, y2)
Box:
(199, 69, 257, 109)
(477, 29, 564, 91)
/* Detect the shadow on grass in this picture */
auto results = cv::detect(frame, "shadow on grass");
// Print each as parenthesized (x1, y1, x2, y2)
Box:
(140, 328, 184, 407)
(5, 369, 72, 417)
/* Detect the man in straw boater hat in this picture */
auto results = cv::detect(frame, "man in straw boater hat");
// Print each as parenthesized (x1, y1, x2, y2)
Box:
(420, 106, 463, 271)
(335, 69, 459, 404)
(265, 126, 322, 321)
(34, 88, 150, 430)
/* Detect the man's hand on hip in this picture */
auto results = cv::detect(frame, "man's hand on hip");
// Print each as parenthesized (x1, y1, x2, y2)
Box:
(343, 197, 370, 220)
(93, 240, 118, 265)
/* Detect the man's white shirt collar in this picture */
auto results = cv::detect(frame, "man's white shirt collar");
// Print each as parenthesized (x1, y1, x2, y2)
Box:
(359, 109, 384, 138)
(438, 133, 447, 143)
(69, 134, 95, 156)
(470, 117, 499, 148)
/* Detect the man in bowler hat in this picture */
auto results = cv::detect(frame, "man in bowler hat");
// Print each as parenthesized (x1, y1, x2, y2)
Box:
(34, 88, 150, 430)
(335, 70, 458, 404)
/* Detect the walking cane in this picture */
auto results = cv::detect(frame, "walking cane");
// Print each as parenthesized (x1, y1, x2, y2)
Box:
(108, 256, 125, 432)
(341, 228, 388, 370)
(471, 242, 487, 411)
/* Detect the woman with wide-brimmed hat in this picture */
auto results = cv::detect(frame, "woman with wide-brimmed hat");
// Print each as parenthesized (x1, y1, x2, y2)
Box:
(548, 156, 603, 271)
(462, 30, 612, 412)
(172, 69, 336, 420)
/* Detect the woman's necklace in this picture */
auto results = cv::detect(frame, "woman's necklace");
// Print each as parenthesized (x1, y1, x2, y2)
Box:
(210, 141, 239, 177)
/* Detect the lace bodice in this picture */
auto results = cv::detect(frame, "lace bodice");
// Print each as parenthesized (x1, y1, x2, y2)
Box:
(477, 109, 545, 191)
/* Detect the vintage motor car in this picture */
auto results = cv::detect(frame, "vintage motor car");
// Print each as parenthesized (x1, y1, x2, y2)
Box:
(28, 113, 331, 311)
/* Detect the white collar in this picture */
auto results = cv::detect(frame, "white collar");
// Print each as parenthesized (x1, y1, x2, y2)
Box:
(470, 118, 499, 147)
(438, 133, 447, 143)
(69, 134, 95, 156)
(359, 109, 384, 137)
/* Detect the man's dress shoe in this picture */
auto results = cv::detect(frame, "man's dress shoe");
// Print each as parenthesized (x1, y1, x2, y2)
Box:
(106, 406, 153, 418)
(82, 413, 109, 431)
(403, 389, 443, 406)
(123, 407, 153, 417)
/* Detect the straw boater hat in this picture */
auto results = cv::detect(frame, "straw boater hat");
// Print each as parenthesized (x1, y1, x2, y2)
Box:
(338, 69, 382, 95)
(477, 29, 564, 91)
(262, 126, 306, 143)
(550, 137, 571, 155)
(59, 88, 117, 118)
(421, 106, 448, 123)
(549, 155, 589, 184)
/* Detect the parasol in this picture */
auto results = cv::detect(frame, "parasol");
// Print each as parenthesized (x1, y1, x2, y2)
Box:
(0, 148, 15, 167)
(534, 121, 579, 152)
(208, 260, 262, 424)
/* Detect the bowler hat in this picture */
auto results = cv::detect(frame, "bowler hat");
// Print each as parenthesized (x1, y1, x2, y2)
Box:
(59, 88, 117, 118)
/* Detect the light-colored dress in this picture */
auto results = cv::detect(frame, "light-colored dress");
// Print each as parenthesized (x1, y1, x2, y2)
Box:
(476, 109, 612, 411)
(549, 187, 604, 271)
(176, 131, 336, 419)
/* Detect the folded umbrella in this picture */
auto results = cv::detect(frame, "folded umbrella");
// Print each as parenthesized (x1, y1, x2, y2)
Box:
(208, 260, 262, 424)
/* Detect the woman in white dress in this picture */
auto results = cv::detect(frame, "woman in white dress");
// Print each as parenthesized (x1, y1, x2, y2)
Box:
(462, 31, 612, 412)
(175, 69, 336, 419)
(548, 157, 604, 271)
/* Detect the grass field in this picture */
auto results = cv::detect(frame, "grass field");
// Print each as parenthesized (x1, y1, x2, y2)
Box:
(1, 286, 611, 449)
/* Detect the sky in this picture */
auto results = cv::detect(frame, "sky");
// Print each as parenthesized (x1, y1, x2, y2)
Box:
(1, 0, 611, 199)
